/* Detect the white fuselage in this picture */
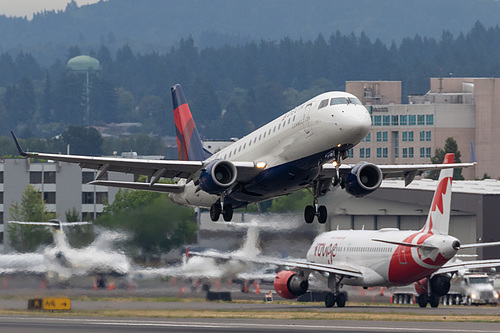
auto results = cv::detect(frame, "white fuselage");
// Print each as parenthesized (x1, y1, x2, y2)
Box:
(170, 91, 371, 208)
(306, 229, 460, 287)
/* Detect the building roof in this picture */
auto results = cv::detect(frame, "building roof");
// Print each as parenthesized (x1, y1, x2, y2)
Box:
(381, 178, 500, 195)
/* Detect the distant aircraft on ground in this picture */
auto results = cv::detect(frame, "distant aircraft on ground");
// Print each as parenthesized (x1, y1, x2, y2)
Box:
(11, 84, 476, 223)
(190, 154, 500, 308)
(0, 220, 131, 288)
(139, 222, 276, 292)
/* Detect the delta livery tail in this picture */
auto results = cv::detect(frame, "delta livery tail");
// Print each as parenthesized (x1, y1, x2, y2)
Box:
(172, 84, 211, 161)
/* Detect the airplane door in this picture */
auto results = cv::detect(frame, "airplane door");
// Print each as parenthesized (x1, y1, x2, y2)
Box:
(397, 246, 408, 265)
(302, 103, 313, 136)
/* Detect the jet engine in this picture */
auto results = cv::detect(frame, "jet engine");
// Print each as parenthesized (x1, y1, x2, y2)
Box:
(414, 275, 451, 297)
(273, 270, 309, 299)
(344, 162, 383, 197)
(199, 160, 237, 194)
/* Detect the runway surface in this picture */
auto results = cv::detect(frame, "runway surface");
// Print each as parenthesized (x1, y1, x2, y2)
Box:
(0, 276, 499, 332)
(1, 298, 500, 316)
(1, 316, 500, 333)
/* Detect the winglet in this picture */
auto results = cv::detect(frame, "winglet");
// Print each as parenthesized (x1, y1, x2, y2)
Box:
(470, 141, 477, 165)
(10, 131, 27, 157)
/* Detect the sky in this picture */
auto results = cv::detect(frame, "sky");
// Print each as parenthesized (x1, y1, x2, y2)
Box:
(0, 0, 100, 19)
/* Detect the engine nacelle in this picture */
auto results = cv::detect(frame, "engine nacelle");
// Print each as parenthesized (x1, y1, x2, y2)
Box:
(344, 162, 383, 197)
(273, 270, 309, 299)
(414, 275, 451, 297)
(199, 160, 237, 194)
(414, 277, 428, 295)
(430, 275, 451, 297)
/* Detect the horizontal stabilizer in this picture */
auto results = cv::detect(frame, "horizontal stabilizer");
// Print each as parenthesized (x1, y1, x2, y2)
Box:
(90, 180, 185, 194)
(8, 220, 91, 227)
(460, 241, 500, 249)
(371, 238, 438, 250)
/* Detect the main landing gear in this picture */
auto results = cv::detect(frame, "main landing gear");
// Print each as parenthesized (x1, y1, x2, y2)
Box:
(304, 203, 327, 224)
(324, 274, 346, 308)
(210, 202, 233, 222)
(417, 276, 442, 308)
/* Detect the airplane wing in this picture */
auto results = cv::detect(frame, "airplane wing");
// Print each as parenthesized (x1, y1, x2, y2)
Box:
(11, 131, 261, 191)
(321, 161, 477, 186)
(189, 251, 363, 279)
(434, 259, 500, 275)
(0, 253, 47, 275)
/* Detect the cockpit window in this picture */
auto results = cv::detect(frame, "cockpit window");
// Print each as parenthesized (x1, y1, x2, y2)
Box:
(330, 97, 349, 105)
(318, 99, 329, 109)
(348, 97, 363, 105)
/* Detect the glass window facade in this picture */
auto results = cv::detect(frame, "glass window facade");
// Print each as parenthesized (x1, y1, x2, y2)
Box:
(409, 115, 416, 126)
(426, 114, 434, 125)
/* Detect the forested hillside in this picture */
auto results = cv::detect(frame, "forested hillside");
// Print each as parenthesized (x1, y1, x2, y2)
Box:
(1, 21, 500, 148)
(2, 0, 500, 65)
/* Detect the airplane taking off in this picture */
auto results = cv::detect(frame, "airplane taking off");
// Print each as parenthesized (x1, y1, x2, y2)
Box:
(191, 155, 500, 308)
(11, 84, 476, 223)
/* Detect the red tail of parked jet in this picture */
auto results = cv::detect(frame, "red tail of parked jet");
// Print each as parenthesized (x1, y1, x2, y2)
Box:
(171, 84, 210, 161)
(420, 153, 455, 235)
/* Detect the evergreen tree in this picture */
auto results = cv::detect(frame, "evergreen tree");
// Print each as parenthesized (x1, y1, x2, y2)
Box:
(429, 137, 464, 180)
(7, 185, 55, 252)
(61, 126, 103, 156)
(97, 189, 197, 257)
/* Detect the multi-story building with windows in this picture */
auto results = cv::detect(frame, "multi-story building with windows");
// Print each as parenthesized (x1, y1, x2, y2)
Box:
(345, 78, 500, 179)
(0, 159, 134, 250)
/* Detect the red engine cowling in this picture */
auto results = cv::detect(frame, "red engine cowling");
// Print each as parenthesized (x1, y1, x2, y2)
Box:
(414, 275, 451, 297)
(273, 270, 309, 299)
(414, 278, 428, 295)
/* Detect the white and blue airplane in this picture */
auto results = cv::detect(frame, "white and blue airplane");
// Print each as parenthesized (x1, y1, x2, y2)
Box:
(11, 84, 475, 223)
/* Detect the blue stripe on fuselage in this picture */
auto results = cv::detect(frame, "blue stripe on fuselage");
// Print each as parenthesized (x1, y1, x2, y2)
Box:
(223, 149, 335, 208)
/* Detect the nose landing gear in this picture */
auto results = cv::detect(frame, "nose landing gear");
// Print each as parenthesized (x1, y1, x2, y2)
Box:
(304, 150, 344, 224)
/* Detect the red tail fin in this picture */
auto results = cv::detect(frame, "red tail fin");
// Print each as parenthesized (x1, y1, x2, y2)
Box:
(171, 84, 210, 161)
(421, 153, 454, 235)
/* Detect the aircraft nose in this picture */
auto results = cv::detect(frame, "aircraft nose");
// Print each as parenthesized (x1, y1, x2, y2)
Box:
(350, 106, 371, 137)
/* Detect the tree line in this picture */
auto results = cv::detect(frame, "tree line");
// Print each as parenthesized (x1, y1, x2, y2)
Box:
(1, 21, 500, 143)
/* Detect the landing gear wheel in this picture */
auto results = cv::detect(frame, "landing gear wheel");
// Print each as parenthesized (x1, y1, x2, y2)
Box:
(210, 204, 221, 221)
(418, 294, 428, 308)
(430, 293, 440, 308)
(317, 205, 327, 224)
(324, 292, 336, 308)
(336, 292, 346, 307)
(222, 204, 233, 222)
(304, 205, 315, 223)
(96, 275, 106, 289)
